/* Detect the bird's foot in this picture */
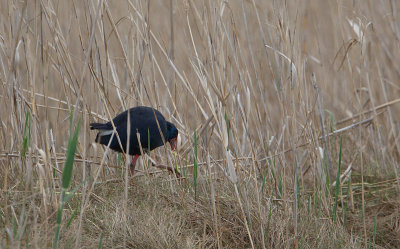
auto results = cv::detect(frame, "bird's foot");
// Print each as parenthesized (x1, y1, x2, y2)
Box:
(152, 163, 181, 178)
(145, 155, 181, 178)
(129, 164, 136, 177)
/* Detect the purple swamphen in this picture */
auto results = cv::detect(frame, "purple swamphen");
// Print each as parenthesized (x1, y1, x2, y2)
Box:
(90, 106, 180, 177)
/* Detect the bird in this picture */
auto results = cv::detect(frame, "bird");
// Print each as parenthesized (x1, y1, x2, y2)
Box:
(90, 106, 180, 177)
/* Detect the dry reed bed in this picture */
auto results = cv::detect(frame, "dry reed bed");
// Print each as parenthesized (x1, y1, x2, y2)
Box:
(1, 0, 399, 248)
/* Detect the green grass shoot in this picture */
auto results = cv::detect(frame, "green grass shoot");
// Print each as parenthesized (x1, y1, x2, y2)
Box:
(332, 136, 343, 223)
(193, 130, 198, 199)
(21, 110, 30, 159)
(53, 114, 81, 249)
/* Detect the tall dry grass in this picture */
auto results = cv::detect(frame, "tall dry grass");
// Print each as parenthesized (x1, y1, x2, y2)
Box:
(1, 0, 400, 248)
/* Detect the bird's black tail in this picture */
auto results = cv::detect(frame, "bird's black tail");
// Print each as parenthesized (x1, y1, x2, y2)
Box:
(90, 123, 113, 144)
(90, 122, 109, 130)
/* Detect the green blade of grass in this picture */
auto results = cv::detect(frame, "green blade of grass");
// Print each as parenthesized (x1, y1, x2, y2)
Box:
(53, 199, 63, 248)
(193, 130, 198, 199)
(296, 170, 301, 209)
(261, 161, 269, 193)
(332, 136, 343, 223)
(54, 115, 81, 249)
(66, 206, 79, 229)
(97, 232, 104, 249)
(62, 119, 81, 189)
(69, 106, 74, 135)
(372, 213, 377, 246)
(343, 177, 351, 227)
(325, 109, 336, 132)
(183, 153, 188, 178)
(21, 111, 31, 159)
(117, 153, 123, 166)
(323, 150, 330, 198)
(147, 128, 151, 169)
(277, 176, 282, 199)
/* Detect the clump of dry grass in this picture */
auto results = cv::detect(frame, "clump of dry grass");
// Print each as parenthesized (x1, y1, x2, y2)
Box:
(1, 0, 400, 248)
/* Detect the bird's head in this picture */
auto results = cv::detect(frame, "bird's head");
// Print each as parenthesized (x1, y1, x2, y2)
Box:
(166, 121, 178, 151)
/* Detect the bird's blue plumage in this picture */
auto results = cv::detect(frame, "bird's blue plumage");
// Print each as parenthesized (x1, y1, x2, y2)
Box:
(90, 106, 178, 155)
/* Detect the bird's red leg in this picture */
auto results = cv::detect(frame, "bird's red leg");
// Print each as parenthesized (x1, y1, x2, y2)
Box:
(130, 154, 140, 176)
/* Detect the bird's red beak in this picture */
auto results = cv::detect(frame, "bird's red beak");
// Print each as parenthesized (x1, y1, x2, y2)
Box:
(169, 137, 177, 151)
